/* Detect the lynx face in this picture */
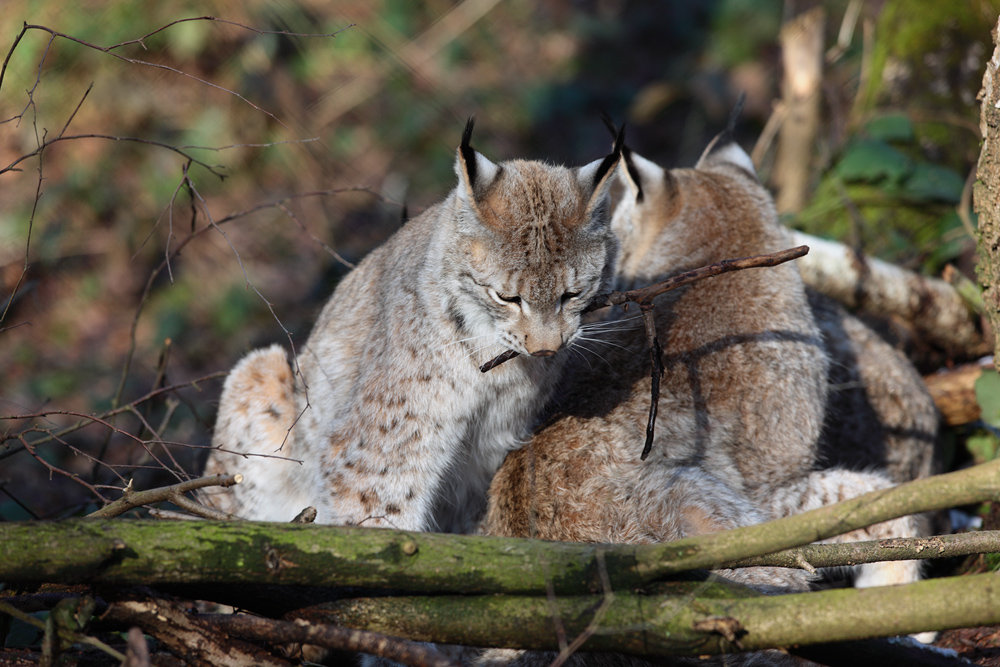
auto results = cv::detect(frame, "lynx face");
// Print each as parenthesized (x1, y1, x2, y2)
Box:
(445, 123, 621, 359)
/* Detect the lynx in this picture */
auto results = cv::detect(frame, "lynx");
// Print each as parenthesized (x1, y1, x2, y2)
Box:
(202, 119, 624, 534)
(477, 131, 938, 666)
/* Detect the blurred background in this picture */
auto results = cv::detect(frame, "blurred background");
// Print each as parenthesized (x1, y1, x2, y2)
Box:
(1, 0, 997, 521)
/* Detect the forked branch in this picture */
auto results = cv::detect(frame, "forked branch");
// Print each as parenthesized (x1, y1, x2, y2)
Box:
(480, 245, 810, 458)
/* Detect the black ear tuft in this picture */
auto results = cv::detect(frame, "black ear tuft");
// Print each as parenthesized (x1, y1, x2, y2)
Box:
(708, 91, 747, 154)
(727, 91, 747, 133)
(461, 116, 477, 188)
(702, 93, 748, 163)
(598, 111, 619, 139)
(590, 122, 626, 191)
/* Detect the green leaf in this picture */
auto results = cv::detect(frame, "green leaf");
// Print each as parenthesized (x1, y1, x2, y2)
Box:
(866, 114, 914, 143)
(835, 139, 912, 184)
(974, 369, 1000, 428)
(966, 431, 1000, 465)
(901, 163, 965, 203)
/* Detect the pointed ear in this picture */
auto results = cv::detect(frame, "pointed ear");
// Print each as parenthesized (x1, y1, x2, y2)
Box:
(454, 116, 501, 207)
(695, 93, 757, 178)
(576, 123, 625, 216)
(618, 148, 668, 203)
(695, 131, 758, 179)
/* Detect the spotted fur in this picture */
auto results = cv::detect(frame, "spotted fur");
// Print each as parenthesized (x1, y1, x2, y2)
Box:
(202, 121, 621, 533)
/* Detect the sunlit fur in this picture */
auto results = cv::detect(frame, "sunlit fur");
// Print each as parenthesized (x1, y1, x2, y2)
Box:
(202, 125, 621, 534)
(479, 134, 939, 666)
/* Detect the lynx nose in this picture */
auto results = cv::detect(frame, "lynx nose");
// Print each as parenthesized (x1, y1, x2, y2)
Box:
(530, 349, 557, 357)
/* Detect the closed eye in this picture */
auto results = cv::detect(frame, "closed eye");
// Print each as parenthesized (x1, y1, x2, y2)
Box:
(561, 291, 581, 303)
(487, 287, 521, 306)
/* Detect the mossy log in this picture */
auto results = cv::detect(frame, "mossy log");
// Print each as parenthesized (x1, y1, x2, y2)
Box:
(304, 571, 1000, 656)
(2, 459, 999, 596)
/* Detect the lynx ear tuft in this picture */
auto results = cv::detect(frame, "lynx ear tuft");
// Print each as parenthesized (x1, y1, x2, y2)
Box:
(455, 116, 500, 203)
(598, 114, 645, 202)
(695, 92, 757, 179)
(695, 133, 757, 178)
(578, 123, 624, 196)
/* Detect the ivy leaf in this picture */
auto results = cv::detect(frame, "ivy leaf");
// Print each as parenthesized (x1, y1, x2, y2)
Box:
(836, 139, 912, 184)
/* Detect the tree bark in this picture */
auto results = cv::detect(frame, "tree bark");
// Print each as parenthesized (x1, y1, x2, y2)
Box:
(976, 14, 1000, 359)
(774, 7, 825, 214)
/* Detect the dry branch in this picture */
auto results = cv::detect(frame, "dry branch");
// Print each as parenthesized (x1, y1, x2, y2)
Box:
(84, 474, 243, 520)
(103, 595, 292, 667)
(204, 614, 459, 667)
(793, 230, 989, 355)
(481, 245, 809, 457)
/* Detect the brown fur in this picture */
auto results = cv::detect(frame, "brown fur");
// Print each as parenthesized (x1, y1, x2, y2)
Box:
(478, 136, 936, 666)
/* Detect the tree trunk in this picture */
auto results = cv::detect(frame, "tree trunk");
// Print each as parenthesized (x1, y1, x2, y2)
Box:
(975, 15, 1000, 358)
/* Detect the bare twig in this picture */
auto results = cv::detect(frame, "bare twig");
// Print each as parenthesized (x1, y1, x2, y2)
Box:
(206, 613, 460, 667)
(0, 598, 125, 662)
(85, 474, 243, 520)
(104, 595, 292, 667)
(480, 246, 809, 457)
(726, 531, 1000, 570)
(0, 19, 353, 129)
(481, 246, 809, 374)
(549, 548, 615, 667)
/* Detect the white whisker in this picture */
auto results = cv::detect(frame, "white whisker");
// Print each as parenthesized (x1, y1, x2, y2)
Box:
(570, 340, 614, 369)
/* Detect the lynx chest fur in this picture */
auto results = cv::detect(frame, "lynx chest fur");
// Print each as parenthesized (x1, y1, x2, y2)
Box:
(203, 121, 622, 533)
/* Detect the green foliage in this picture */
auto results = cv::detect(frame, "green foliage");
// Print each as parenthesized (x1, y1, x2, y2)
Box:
(836, 139, 912, 184)
(797, 113, 969, 272)
(968, 370, 1000, 473)
(975, 370, 1000, 430)
(865, 114, 915, 143)
(708, 0, 783, 67)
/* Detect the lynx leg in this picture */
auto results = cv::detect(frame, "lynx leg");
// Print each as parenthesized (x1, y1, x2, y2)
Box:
(201, 345, 314, 521)
(769, 468, 924, 588)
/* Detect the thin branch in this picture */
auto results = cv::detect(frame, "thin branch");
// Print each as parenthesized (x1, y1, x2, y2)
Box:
(0, 371, 226, 455)
(204, 614, 459, 667)
(103, 595, 293, 667)
(481, 246, 809, 374)
(1, 133, 227, 180)
(725, 530, 1000, 570)
(0, 19, 353, 129)
(480, 245, 809, 457)
(0, 599, 126, 662)
(85, 474, 243, 520)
